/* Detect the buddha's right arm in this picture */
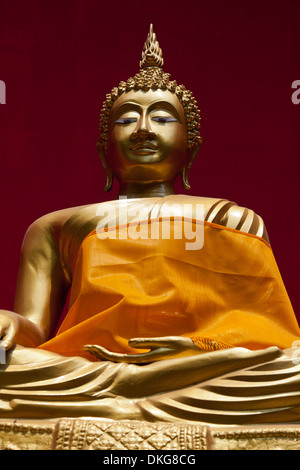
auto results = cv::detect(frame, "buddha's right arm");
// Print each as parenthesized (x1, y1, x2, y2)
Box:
(1, 214, 71, 349)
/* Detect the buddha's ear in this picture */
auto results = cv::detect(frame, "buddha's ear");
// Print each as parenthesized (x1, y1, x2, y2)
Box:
(181, 140, 202, 190)
(96, 141, 114, 192)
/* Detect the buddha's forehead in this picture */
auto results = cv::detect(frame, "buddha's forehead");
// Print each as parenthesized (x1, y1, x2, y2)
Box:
(111, 89, 184, 116)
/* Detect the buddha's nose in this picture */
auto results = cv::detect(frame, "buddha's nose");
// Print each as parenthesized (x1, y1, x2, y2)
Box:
(131, 129, 157, 141)
(130, 112, 156, 141)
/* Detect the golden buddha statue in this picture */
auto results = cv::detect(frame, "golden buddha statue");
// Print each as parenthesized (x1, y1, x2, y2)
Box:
(1, 25, 300, 426)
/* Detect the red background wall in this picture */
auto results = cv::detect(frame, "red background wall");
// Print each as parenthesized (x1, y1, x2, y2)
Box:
(0, 0, 300, 323)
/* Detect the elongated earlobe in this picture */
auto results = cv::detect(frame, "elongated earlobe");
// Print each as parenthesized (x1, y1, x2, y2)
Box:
(181, 142, 202, 190)
(104, 171, 114, 192)
(96, 141, 114, 192)
(182, 165, 191, 190)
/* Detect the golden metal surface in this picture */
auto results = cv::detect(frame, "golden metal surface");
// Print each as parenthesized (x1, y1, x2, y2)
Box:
(140, 24, 164, 69)
(0, 25, 295, 431)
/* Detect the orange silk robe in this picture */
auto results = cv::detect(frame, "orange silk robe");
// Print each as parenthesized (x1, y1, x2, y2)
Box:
(38, 218, 300, 360)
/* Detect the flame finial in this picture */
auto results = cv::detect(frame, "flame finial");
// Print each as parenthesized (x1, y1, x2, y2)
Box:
(139, 24, 164, 69)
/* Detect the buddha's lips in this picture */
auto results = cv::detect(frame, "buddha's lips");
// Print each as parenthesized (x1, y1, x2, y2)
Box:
(130, 142, 157, 151)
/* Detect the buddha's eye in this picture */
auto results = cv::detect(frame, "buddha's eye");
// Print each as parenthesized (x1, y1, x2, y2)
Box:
(151, 116, 177, 123)
(115, 117, 138, 125)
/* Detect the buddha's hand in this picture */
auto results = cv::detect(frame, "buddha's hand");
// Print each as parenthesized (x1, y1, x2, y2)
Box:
(83, 336, 201, 364)
(0, 310, 19, 350)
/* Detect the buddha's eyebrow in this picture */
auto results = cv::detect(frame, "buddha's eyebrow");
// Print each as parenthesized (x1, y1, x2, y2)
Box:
(148, 101, 181, 121)
(112, 102, 141, 120)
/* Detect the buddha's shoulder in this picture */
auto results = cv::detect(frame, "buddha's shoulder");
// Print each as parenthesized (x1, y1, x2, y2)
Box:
(25, 197, 270, 245)
(24, 200, 131, 240)
(173, 195, 270, 244)
(22, 203, 100, 245)
(24, 204, 95, 232)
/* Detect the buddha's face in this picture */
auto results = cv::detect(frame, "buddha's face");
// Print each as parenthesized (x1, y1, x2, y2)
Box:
(106, 89, 190, 184)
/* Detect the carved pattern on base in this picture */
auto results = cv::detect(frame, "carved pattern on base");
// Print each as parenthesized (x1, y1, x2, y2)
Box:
(0, 420, 55, 450)
(1, 418, 300, 450)
(54, 419, 209, 450)
(211, 427, 300, 450)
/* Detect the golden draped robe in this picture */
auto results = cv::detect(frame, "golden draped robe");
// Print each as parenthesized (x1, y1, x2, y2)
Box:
(37, 196, 300, 359)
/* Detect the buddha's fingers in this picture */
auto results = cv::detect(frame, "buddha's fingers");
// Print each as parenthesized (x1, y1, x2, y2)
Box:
(128, 336, 196, 350)
(0, 325, 15, 350)
(83, 344, 124, 361)
(83, 343, 172, 363)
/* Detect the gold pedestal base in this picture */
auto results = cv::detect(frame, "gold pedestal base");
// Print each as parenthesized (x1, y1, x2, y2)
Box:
(1, 418, 300, 450)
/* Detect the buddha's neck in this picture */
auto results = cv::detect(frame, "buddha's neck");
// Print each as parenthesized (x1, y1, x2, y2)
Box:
(118, 181, 175, 199)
